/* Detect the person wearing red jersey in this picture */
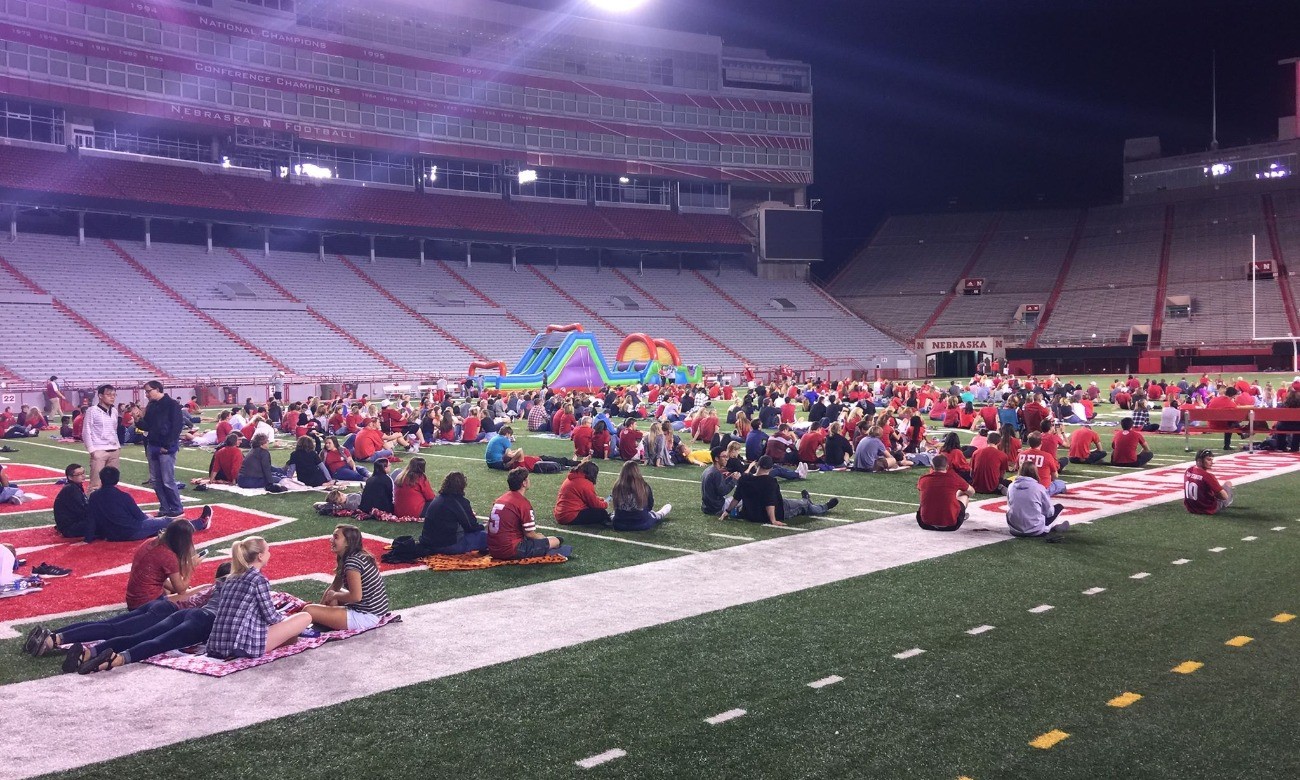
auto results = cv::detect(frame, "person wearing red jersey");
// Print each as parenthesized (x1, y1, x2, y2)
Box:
(970, 431, 1012, 494)
(617, 418, 644, 460)
(352, 418, 396, 463)
(1183, 449, 1234, 515)
(780, 400, 797, 425)
(460, 408, 485, 443)
(571, 417, 594, 457)
(1017, 433, 1066, 495)
(1020, 394, 1051, 436)
(207, 433, 244, 484)
(551, 404, 576, 438)
(343, 408, 366, 435)
(591, 420, 612, 459)
(1206, 388, 1244, 450)
(766, 424, 800, 465)
(1037, 420, 1069, 471)
(693, 408, 719, 444)
(915, 454, 974, 531)
(796, 421, 827, 465)
(487, 468, 571, 560)
(380, 401, 405, 435)
(1067, 423, 1106, 464)
(1110, 417, 1153, 467)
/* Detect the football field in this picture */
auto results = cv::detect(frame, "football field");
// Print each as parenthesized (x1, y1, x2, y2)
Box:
(3, 378, 1300, 780)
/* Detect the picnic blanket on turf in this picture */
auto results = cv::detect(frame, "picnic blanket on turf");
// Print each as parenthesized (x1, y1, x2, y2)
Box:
(142, 610, 400, 676)
(421, 552, 568, 571)
(334, 508, 422, 524)
(197, 478, 362, 496)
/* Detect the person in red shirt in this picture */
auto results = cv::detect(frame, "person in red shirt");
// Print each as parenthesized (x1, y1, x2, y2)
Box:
(344, 408, 365, 434)
(694, 408, 719, 444)
(380, 401, 405, 434)
(1184, 449, 1234, 514)
(460, 408, 484, 443)
(487, 468, 570, 560)
(571, 417, 594, 457)
(551, 404, 576, 438)
(213, 411, 233, 443)
(915, 454, 974, 531)
(207, 433, 244, 484)
(1017, 433, 1066, 495)
(352, 418, 395, 463)
(554, 461, 611, 526)
(1206, 388, 1244, 450)
(1067, 423, 1106, 465)
(766, 425, 799, 464)
(1110, 418, 1153, 467)
(970, 431, 1012, 494)
(997, 424, 1021, 463)
(617, 418, 644, 460)
(797, 421, 827, 465)
(780, 400, 797, 425)
(592, 420, 612, 459)
(394, 457, 436, 518)
(939, 432, 971, 481)
(1021, 394, 1050, 434)
(1036, 420, 1069, 471)
(124, 519, 197, 609)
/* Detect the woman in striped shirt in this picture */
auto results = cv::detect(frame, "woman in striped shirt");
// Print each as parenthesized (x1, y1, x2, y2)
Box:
(304, 524, 390, 631)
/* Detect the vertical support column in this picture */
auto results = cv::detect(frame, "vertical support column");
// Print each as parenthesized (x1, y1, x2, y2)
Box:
(465, 242, 472, 269)
(205, 222, 213, 254)
(143, 217, 151, 250)
(596, 248, 602, 272)
(318, 233, 325, 262)
(638, 254, 644, 276)
(554, 247, 559, 272)
(510, 245, 517, 272)
(369, 235, 375, 264)
(11, 205, 18, 241)
(418, 238, 425, 267)
(263, 227, 270, 258)
(77, 211, 85, 246)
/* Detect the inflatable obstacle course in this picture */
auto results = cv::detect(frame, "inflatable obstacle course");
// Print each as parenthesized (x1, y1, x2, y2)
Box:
(473, 324, 702, 391)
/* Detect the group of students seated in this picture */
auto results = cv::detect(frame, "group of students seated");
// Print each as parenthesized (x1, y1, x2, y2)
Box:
(21, 523, 389, 673)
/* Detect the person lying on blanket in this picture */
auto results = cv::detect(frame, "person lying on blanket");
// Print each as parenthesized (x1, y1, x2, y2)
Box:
(302, 524, 391, 631)
(24, 562, 233, 674)
(203, 536, 312, 660)
(485, 426, 578, 474)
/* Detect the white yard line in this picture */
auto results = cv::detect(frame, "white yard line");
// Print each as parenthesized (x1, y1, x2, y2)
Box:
(12, 440, 209, 474)
(705, 708, 747, 725)
(4, 450, 1298, 780)
(966, 625, 995, 635)
(1082, 587, 1106, 595)
(893, 648, 926, 660)
(1028, 604, 1055, 614)
(575, 749, 626, 769)
(807, 675, 843, 689)
(708, 533, 754, 541)
(534, 525, 701, 555)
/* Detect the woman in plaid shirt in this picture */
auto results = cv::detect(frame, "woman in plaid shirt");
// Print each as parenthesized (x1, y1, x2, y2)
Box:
(206, 537, 312, 659)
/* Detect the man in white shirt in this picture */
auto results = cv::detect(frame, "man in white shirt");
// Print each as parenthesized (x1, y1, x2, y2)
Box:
(83, 384, 121, 491)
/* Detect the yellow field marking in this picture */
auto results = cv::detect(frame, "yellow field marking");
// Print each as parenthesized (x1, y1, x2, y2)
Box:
(1271, 613, 1296, 623)
(1107, 692, 1143, 708)
(1225, 635, 1253, 647)
(1029, 729, 1070, 750)
(1171, 661, 1203, 674)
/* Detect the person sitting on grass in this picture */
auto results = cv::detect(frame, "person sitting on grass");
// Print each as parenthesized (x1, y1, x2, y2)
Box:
(852, 425, 901, 472)
(1005, 461, 1069, 540)
(205, 433, 244, 485)
(915, 454, 974, 532)
(617, 417, 644, 461)
(939, 432, 972, 482)
(125, 518, 200, 610)
(26, 562, 233, 673)
(237, 433, 288, 491)
(1183, 449, 1234, 515)
(969, 432, 1012, 495)
(359, 459, 396, 515)
(86, 467, 212, 542)
(419, 472, 488, 554)
(733, 456, 838, 527)
(204, 536, 313, 660)
(394, 457, 436, 518)
(591, 419, 612, 459)
(323, 436, 369, 482)
(486, 468, 572, 560)
(0, 462, 28, 505)
(1067, 422, 1106, 465)
(1110, 417, 1154, 467)
(702, 446, 741, 517)
(284, 435, 333, 488)
(352, 417, 400, 463)
(555, 460, 612, 527)
(572, 416, 595, 458)
(610, 461, 672, 531)
(302, 524, 390, 631)
(54, 463, 90, 538)
(1017, 432, 1067, 496)
(821, 421, 854, 469)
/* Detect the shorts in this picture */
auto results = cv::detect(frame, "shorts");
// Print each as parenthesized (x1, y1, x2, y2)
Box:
(515, 537, 553, 559)
(487, 460, 508, 471)
(346, 608, 384, 631)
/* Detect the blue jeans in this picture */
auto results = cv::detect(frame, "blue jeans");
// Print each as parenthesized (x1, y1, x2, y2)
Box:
(1048, 479, 1067, 496)
(146, 445, 182, 517)
(431, 530, 488, 555)
(362, 449, 393, 463)
(771, 465, 802, 480)
(107, 609, 216, 664)
(332, 466, 369, 481)
(59, 598, 177, 644)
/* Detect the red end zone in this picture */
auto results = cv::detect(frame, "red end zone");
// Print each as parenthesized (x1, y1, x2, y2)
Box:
(0, 505, 419, 633)
(0, 481, 160, 516)
(0, 464, 66, 481)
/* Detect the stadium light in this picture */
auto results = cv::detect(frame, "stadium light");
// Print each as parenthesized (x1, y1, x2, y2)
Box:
(293, 162, 334, 180)
(518, 169, 538, 184)
(618, 176, 631, 184)
(588, 0, 649, 11)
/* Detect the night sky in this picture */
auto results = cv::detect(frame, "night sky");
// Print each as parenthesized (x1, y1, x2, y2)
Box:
(523, 0, 1300, 277)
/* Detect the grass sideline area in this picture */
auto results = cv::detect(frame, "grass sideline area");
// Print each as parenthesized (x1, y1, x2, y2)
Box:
(3, 372, 1300, 778)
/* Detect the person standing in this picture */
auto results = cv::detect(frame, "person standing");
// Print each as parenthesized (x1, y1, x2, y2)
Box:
(44, 375, 66, 420)
(83, 384, 120, 491)
(137, 381, 185, 519)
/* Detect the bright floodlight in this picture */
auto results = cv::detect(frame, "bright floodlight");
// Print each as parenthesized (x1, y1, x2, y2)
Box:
(588, 0, 649, 11)
(518, 169, 538, 184)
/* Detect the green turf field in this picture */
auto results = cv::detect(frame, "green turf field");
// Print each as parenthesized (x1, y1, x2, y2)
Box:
(4, 374, 1300, 779)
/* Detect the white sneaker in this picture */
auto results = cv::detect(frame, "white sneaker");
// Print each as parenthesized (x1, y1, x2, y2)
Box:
(796, 462, 809, 478)
(657, 503, 672, 518)
(407, 445, 419, 453)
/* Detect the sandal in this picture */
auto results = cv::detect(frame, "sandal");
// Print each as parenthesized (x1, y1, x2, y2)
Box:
(24, 626, 54, 657)
(78, 647, 118, 675)
(62, 643, 87, 674)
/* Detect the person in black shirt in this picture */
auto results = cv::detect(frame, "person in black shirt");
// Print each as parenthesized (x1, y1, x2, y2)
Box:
(733, 456, 838, 527)
(420, 472, 487, 554)
(54, 463, 90, 538)
(285, 436, 331, 487)
(359, 459, 395, 514)
(822, 422, 853, 468)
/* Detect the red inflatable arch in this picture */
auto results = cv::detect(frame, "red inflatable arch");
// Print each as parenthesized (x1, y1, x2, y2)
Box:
(468, 360, 507, 377)
(545, 323, 585, 334)
(652, 338, 682, 366)
(616, 333, 659, 364)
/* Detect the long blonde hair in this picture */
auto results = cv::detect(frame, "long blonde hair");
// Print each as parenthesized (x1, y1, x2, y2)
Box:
(229, 536, 268, 576)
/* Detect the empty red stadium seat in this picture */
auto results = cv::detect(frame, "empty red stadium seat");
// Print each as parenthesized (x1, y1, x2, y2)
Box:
(0, 145, 121, 200)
